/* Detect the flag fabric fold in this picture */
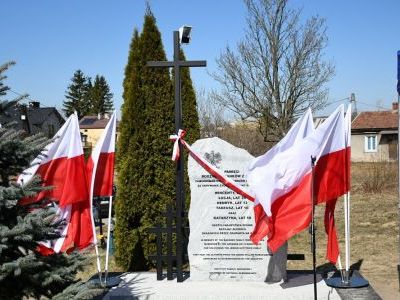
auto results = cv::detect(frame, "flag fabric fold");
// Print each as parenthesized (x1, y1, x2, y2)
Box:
(248, 108, 315, 244)
(18, 113, 93, 254)
(323, 105, 352, 263)
(249, 105, 346, 252)
(18, 114, 89, 206)
(324, 198, 339, 263)
(86, 111, 116, 198)
(85, 111, 116, 257)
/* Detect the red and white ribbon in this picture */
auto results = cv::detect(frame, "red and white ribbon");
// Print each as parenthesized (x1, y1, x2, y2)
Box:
(169, 129, 186, 161)
(170, 129, 255, 202)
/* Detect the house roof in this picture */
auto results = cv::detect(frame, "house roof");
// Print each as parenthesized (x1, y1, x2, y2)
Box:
(79, 115, 119, 129)
(0, 103, 64, 133)
(352, 110, 398, 131)
(28, 107, 64, 127)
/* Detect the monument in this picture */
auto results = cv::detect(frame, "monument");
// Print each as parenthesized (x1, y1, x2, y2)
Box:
(188, 137, 285, 281)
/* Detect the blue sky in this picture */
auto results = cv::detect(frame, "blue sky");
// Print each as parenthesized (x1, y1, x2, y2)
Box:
(1, 0, 399, 118)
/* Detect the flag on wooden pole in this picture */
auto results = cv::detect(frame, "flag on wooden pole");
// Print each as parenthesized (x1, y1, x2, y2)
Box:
(86, 111, 116, 281)
(18, 113, 93, 254)
(86, 111, 116, 198)
(323, 105, 351, 264)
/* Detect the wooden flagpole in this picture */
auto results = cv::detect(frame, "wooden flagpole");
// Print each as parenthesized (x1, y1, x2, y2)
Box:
(104, 195, 113, 283)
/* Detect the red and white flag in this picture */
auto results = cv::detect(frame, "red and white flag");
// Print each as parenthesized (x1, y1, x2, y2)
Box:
(36, 200, 93, 254)
(18, 114, 89, 206)
(248, 108, 315, 172)
(85, 111, 116, 259)
(249, 105, 346, 252)
(248, 108, 315, 243)
(344, 105, 351, 191)
(86, 111, 116, 199)
(18, 113, 93, 254)
(323, 105, 352, 263)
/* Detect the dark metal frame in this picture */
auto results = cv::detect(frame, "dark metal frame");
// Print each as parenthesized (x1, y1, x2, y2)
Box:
(149, 205, 190, 280)
(147, 30, 206, 282)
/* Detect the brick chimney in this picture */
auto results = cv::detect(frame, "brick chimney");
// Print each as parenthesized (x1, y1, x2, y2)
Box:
(392, 102, 399, 111)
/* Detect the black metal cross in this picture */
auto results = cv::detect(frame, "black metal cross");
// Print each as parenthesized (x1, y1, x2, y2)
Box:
(147, 30, 206, 282)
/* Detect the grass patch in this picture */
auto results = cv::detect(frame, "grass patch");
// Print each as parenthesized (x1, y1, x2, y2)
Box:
(78, 226, 124, 282)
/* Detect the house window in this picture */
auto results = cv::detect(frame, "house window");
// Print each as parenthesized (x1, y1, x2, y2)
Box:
(364, 135, 377, 152)
(81, 134, 87, 143)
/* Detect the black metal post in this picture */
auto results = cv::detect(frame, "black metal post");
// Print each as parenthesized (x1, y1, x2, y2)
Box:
(147, 30, 206, 283)
(172, 31, 184, 282)
(166, 205, 173, 280)
(155, 227, 163, 280)
(310, 156, 317, 300)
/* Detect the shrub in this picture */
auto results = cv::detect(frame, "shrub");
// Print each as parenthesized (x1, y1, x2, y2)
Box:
(361, 161, 397, 194)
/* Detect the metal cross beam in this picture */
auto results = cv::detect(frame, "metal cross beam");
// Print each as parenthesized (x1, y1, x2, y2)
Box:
(147, 60, 206, 68)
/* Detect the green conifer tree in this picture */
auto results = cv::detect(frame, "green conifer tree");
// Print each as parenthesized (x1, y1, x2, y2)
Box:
(179, 49, 200, 145)
(178, 49, 201, 213)
(62, 70, 92, 119)
(89, 75, 114, 116)
(115, 28, 148, 270)
(0, 62, 103, 299)
(115, 8, 175, 270)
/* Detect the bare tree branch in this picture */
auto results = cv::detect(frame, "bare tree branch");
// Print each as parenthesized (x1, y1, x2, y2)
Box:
(212, 0, 334, 142)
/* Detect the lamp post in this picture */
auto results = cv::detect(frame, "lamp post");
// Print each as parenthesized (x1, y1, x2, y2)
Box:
(148, 26, 206, 282)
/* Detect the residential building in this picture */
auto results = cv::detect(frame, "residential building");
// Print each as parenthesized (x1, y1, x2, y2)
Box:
(79, 114, 119, 154)
(0, 101, 64, 137)
(351, 103, 398, 162)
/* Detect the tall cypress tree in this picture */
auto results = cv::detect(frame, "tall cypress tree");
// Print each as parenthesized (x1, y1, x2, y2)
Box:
(115, 8, 175, 271)
(180, 49, 200, 145)
(115, 28, 147, 270)
(0, 62, 103, 299)
(115, 8, 201, 271)
(173, 49, 201, 210)
(138, 8, 175, 269)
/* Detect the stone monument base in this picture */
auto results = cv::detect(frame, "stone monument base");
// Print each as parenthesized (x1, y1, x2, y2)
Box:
(102, 271, 342, 300)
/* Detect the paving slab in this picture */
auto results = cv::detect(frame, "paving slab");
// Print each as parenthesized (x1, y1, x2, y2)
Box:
(102, 272, 341, 300)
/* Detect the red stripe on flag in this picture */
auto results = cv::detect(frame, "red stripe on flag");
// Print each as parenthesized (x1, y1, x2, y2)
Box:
(320, 148, 350, 264)
(19, 155, 89, 206)
(325, 198, 339, 264)
(264, 173, 313, 252)
(93, 152, 115, 197)
(345, 147, 351, 192)
(314, 148, 348, 204)
(250, 203, 271, 244)
(71, 200, 94, 250)
(264, 148, 347, 253)
(36, 200, 93, 254)
(36, 244, 55, 256)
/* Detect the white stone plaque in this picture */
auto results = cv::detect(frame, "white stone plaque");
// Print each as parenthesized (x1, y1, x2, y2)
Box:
(188, 137, 272, 281)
